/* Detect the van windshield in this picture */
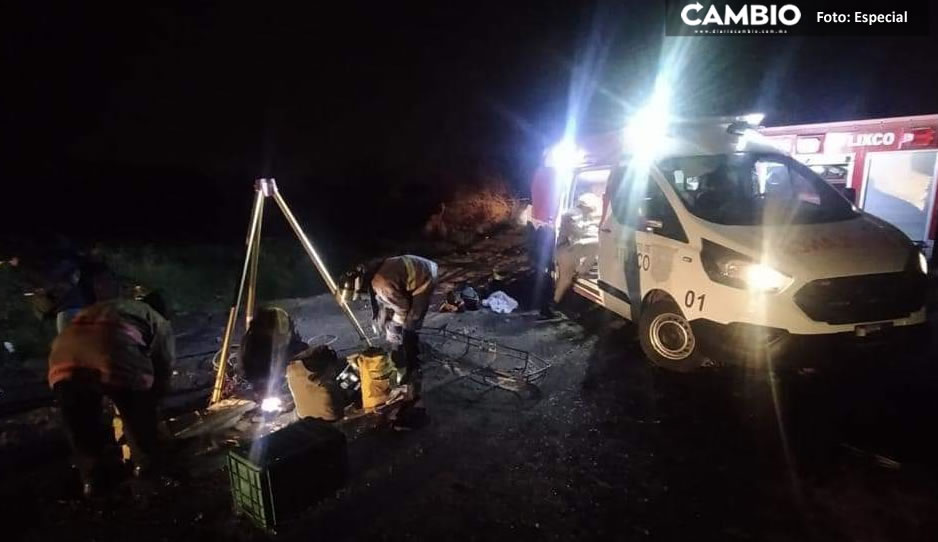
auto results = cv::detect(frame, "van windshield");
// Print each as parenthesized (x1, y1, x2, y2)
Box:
(658, 153, 859, 226)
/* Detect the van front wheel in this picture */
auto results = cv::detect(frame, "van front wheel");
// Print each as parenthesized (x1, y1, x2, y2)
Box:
(638, 298, 703, 372)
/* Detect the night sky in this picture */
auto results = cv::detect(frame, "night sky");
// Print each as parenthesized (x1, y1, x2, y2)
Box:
(2, 1, 937, 239)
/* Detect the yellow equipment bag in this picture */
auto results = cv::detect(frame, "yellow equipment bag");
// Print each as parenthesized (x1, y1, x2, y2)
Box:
(355, 347, 395, 411)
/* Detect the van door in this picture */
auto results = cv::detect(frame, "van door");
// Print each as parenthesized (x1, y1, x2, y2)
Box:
(598, 167, 636, 319)
(558, 167, 611, 302)
(599, 167, 690, 322)
(860, 149, 938, 243)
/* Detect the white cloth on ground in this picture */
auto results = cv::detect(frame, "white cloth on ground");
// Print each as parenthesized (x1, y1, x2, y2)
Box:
(481, 291, 519, 314)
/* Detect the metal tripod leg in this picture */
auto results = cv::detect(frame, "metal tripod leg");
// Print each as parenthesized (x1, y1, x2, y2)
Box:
(244, 200, 264, 328)
(209, 186, 266, 406)
(209, 178, 373, 406)
(270, 183, 372, 345)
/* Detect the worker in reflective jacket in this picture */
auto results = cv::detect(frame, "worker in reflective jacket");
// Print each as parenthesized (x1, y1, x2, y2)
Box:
(239, 305, 308, 402)
(48, 289, 174, 498)
(368, 255, 438, 424)
(551, 193, 601, 311)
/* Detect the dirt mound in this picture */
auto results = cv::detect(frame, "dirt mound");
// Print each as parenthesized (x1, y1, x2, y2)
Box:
(423, 178, 517, 242)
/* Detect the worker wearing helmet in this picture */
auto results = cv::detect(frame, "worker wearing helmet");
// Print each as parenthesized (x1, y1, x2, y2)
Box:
(547, 192, 602, 315)
(239, 305, 308, 403)
(367, 255, 438, 428)
(48, 286, 174, 498)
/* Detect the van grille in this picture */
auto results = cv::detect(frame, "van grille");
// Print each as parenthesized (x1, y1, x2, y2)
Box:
(793, 272, 927, 325)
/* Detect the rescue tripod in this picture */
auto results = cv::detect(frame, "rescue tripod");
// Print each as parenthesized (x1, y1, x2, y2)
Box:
(208, 178, 372, 406)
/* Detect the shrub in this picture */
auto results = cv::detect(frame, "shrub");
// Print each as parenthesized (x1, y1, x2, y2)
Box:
(422, 172, 516, 243)
(0, 264, 56, 362)
(104, 239, 338, 315)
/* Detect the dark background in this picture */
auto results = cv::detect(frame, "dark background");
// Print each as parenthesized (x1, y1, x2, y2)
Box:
(2, 1, 937, 242)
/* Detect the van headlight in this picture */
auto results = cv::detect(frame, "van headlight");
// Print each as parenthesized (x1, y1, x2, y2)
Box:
(701, 239, 792, 293)
(740, 263, 792, 291)
(907, 248, 929, 275)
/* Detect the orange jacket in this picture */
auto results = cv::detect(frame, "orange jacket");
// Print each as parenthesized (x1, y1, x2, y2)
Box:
(371, 255, 438, 329)
(48, 299, 174, 391)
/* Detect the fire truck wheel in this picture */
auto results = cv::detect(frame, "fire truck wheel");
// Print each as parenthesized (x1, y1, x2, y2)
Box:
(638, 298, 704, 372)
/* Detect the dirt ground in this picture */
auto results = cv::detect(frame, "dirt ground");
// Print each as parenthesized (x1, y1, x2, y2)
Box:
(3, 230, 938, 542)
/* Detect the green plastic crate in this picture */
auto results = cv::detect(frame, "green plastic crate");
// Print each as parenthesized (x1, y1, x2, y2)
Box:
(228, 452, 274, 530)
(228, 418, 347, 531)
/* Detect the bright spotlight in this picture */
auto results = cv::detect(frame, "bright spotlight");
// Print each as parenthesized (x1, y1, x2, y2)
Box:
(260, 396, 283, 413)
(743, 112, 765, 126)
(627, 81, 671, 157)
(544, 140, 585, 170)
(742, 263, 791, 292)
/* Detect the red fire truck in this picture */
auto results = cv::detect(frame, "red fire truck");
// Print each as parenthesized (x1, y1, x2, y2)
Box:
(760, 115, 938, 259)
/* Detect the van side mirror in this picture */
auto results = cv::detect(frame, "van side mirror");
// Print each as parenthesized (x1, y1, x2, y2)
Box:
(642, 196, 670, 231)
(841, 187, 857, 204)
(643, 218, 663, 231)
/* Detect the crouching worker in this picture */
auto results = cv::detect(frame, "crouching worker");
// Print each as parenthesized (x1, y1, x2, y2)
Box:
(48, 290, 174, 498)
(286, 345, 351, 422)
(239, 306, 308, 403)
(368, 255, 438, 429)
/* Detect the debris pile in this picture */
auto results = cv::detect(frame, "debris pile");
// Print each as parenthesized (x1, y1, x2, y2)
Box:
(423, 178, 517, 242)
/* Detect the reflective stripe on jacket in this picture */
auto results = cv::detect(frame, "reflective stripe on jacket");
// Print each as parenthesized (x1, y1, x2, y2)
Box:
(48, 299, 175, 390)
(371, 255, 438, 327)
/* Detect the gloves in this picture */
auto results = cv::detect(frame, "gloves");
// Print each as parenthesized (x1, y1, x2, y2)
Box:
(375, 306, 391, 332)
(386, 322, 404, 346)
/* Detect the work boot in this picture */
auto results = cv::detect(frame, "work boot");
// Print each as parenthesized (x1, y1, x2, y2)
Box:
(391, 405, 430, 432)
(77, 458, 126, 500)
(537, 302, 562, 321)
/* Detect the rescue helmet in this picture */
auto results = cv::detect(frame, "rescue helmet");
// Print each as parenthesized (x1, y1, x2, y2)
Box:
(576, 192, 602, 216)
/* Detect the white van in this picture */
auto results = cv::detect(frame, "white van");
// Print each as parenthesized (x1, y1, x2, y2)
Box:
(531, 118, 929, 371)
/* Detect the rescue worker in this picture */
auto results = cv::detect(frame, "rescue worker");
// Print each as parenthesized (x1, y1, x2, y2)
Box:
(548, 192, 602, 313)
(367, 255, 438, 428)
(43, 238, 113, 331)
(285, 344, 349, 422)
(239, 305, 308, 401)
(529, 223, 557, 319)
(48, 286, 174, 498)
